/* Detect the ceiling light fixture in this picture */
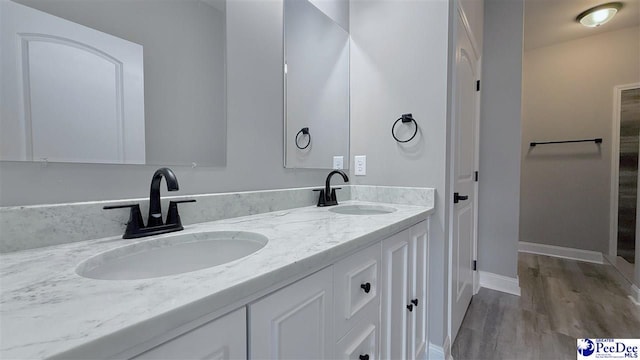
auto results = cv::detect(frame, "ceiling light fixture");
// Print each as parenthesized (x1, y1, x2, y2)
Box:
(577, 2, 623, 27)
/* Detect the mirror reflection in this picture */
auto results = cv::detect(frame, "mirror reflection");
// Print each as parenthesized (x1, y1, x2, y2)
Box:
(0, 0, 226, 166)
(284, 0, 350, 169)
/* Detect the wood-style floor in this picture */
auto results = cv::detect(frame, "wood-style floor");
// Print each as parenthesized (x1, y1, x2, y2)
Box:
(451, 253, 640, 360)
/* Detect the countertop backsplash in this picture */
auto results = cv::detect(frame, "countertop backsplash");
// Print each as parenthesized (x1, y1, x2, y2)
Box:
(0, 185, 434, 253)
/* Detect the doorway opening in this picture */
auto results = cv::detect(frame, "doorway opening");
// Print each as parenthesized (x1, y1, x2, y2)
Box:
(610, 83, 640, 281)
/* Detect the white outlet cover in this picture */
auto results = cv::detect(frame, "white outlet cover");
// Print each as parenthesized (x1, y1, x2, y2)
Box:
(354, 155, 366, 176)
(333, 156, 344, 170)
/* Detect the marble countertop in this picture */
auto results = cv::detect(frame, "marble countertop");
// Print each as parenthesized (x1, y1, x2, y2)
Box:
(0, 200, 433, 359)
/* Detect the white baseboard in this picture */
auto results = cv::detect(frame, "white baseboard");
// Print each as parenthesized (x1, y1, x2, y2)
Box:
(602, 258, 640, 306)
(478, 271, 521, 296)
(630, 285, 640, 306)
(473, 276, 480, 295)
(429, 344, 445, 360)
(519, 241, 603, 264)
(428, 335, 452, 360)
(443, 335, 452, 360)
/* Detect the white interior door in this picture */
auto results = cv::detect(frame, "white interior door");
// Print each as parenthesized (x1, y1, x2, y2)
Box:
(451, 9, 480, 341)
(0, 0, 145, 164)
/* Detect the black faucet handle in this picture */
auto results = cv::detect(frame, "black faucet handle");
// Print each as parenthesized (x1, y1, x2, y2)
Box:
(104, 204, 145, 239)
(103, 203, 139, 210)
(170, 199, 197, 204)
(166, 199, 196, 226)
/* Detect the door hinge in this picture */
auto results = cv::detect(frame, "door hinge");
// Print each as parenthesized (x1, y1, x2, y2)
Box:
(474, 171, 478, 182)
(476, 80, 480, 91)
(473, 260, 477, 271)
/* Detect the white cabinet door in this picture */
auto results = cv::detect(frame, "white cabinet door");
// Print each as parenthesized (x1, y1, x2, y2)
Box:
(249, 266, 334, 360)
(380, 229, 410, 360)
(408, 221, 429, 360)
(133, 308, 246, 360)
(381, 221, 429, 360)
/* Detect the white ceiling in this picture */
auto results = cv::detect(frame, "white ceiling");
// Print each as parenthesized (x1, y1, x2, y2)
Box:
(524, 0, 640, 51)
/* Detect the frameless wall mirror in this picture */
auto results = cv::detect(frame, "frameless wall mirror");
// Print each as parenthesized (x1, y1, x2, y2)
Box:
(0, 0, 226, 166)
(283, 0, 350, 169)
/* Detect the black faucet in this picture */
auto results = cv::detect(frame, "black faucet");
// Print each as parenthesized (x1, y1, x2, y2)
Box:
(315, 170, 349, 207)
(148, 168, 179, 227)
(104, 167, 196, 239)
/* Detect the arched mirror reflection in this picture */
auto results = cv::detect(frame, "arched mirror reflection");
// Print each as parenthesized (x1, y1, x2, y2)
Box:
(0, 0, 226, 166)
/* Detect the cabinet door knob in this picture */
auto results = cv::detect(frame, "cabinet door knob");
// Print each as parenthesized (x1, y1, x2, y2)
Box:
(360, 282, 371, 293)
(454, 192, 469, 204)
(411, 298, 418, 306)
(359, 355, 370, 360)
(407, 304, 413, 312)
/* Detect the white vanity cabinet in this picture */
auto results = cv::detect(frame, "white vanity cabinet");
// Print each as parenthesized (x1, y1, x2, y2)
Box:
(249, 266, 334, 359)
(132, 307, 246, 360)
(248, 243, 381, 360)
(130, 220, 428, 360)
(249, 220, 429, 360)
(380, 220, 429, 360)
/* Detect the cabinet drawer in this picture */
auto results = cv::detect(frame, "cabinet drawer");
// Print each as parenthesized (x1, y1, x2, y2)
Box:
(132, 308, 246, 360)
(334, 243, 381, 340)
(335, 320, 378, 360)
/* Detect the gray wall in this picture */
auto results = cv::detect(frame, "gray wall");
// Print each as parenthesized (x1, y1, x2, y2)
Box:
(349, 0, 450, 347)
(13, 0, 227, 167)
(0, 0, 329, 206)
(477, 0, 523, 279)
(520, 26, 640, 254)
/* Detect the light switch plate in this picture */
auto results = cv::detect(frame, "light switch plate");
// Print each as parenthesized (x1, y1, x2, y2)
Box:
(333, 156, 344, 170)
(354, 155, 366, 176)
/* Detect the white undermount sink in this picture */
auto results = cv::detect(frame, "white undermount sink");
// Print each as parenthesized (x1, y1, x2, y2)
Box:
(76, 231, 268, 280)
(329, 204, 397, 215)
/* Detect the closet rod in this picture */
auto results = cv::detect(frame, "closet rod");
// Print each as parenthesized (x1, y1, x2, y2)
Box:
(529, 138, 603, 147)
